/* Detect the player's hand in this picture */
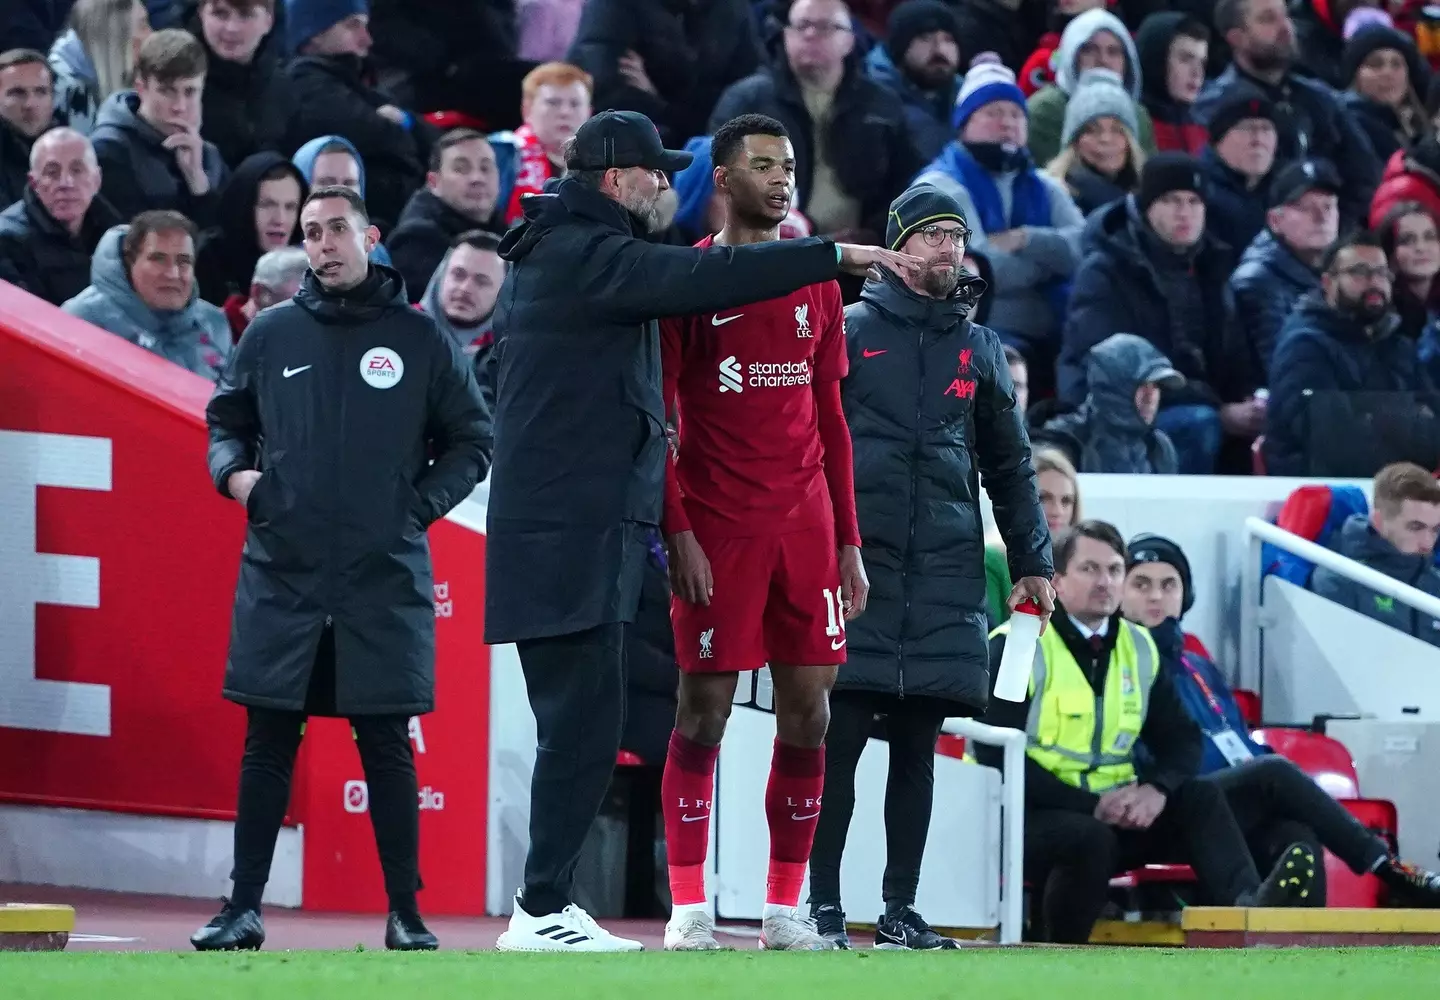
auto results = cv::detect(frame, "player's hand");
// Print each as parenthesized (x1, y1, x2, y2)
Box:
(836, 243, 923, 281)
(667, 530, 713, 605)
(227, 469, 262, 507)
(1008, 575, 1056, 634)
(838, 544, 868, 620)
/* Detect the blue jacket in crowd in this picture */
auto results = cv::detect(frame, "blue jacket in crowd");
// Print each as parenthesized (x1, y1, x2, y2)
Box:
(863, 45, 961, 163)
(1228, 228, 1321, 388)
(1197, 146, 1271, 262)
(1312, 514, 1440, 647)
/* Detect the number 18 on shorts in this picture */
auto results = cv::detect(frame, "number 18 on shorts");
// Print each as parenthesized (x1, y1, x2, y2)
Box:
(671, 525, 846, 673)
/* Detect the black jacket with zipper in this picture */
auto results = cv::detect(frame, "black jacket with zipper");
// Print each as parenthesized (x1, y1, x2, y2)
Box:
(484, 178, 841, 644)
(205, 265, 491, 716)
(838, 271, 1052, 713)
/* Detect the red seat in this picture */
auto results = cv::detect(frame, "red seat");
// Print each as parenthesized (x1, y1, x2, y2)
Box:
(1109, 863, 1195, 889)
(1251, 728, 1360, 798)
(1233, 688, 1262, 728)
(935, 733, 967, 759)
(615, 750, 645, 767)
(424, 110, 490, 131)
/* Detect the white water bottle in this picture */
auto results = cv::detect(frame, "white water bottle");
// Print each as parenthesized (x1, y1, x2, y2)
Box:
(994, 599, 1043, 702)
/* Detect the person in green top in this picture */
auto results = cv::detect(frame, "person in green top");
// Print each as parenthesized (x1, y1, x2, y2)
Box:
(987, 444, 1081, 626)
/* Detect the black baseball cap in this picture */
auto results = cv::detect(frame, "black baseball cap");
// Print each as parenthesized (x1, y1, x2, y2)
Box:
(568, 110, 694, 173)
(1269, 158, 1342, 210)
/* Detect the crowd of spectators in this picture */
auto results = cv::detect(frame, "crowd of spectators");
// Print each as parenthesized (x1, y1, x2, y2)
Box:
(6, 0, 1440, 480)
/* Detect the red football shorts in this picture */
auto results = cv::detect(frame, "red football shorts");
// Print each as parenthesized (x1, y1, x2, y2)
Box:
(672, 524, 846, 673)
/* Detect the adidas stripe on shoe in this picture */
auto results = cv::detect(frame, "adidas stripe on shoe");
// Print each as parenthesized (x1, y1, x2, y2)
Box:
(495, 892, 643, 952)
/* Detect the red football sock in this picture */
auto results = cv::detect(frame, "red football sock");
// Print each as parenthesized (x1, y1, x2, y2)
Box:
(765, 739, 826, 908)
(662, 729, 720, 907)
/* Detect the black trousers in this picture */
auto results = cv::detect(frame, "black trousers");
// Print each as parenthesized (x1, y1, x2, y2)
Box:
(516, 622, 629, 917)
(229, 626, 421, 909)
(808, 692, 949, 910)
(1024, 778, 1261, 943)
(1208, 754, 1389, 899)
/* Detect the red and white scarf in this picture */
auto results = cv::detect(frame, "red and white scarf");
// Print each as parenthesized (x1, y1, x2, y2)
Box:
(505, 125, 560, 224)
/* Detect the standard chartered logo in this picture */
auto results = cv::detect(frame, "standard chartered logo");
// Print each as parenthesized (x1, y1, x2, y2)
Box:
(718, 356, 812, 393)
(719, 355, 743, 393)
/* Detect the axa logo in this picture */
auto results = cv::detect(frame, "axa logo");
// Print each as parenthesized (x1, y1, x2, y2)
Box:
(945, 379, 977, 399)
(795, 303, 812, 338)
(719, 356, 744, 393)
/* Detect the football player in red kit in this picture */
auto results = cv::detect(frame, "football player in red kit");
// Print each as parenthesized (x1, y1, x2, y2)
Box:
(658, 114, 868, 951)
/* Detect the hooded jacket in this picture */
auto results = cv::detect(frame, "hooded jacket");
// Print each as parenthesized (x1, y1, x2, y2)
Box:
(1040, 333, 1180, 474)
(420, 244, 499, 356)
(88, 91, 228, 227)
(839, 269, 1052, 711)
(1195, 62, 1381, 227)
(1265, 292, 1440, 476)
(195, 152, 308, 306)
(484, 177, 841, 644)
(291, 135, 394, 268)
(285, 54, 428, 236)
(1312, 514, 1440, 647)
(1060, 196, 1240, 406)
(1370, 141, 1440, 230)
(1228, 228, 1322, 386)
(863, 44, 963, 163)
(47, 29, 101, 134)
(205, 264, 491, 715)
(708, 40, 920, 239)
(1025, 10, 1157, 167)
(389, 189, 503, 305)
(0, 183, 121, 306)
(1135, 12, 1207, 155)
(63, 225, 232, 379)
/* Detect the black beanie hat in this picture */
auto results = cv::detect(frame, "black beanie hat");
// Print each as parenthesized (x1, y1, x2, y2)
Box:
(1126, 533, 1194, 616)
(885, 0, 961, 64)
(1137, 152, 1205, 214)
(1342, 25, 1425, 92)
(1206, 85, 1279, 144)
(886, 183, 969, 250)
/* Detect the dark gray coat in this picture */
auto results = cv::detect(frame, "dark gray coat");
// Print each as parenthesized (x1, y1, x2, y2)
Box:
(1312, 514, 1440, 647)
(89, 91, 227, 227)
(206, 266, 491, 716)
(484, 179, 840, 644)
(839, 272, 1052, 713)
(1040, 333, 1180, 474)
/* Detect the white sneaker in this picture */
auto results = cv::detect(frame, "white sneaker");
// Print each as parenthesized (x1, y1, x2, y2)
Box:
(758, 908, 837, 951)
(495, 893, 644, 952)
(664, 909, 723, 951)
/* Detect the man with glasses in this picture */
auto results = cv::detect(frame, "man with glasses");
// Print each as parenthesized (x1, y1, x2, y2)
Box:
(709, 0, 920, 245)
(807, 184, 1055, 949)
(1265, 230, 1440, 476)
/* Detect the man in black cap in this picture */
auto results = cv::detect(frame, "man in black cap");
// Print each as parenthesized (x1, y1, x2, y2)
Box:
(1061, 151, 1244, 474)
(1229, 157, 1342, 388)
(487, 109, 921, 953)
(865, 0, 965, 161)
(807, 183, 1054, 949)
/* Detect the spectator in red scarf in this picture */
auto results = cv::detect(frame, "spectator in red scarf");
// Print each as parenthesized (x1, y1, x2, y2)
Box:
(492, 61, 591, 226)
(220, 243, 307, 338)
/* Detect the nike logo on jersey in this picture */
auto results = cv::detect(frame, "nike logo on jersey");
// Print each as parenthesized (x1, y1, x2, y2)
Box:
(680, 814, 709, 823)
(831, 637, 846, 651)
(862, 349, 887, 358)
(282, 365, 312, 378)
(711, 313, 744, 326)
(791, 811, 821, 821)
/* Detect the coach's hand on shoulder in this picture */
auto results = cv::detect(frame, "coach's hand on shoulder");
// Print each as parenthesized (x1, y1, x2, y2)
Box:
(839, 545, 868, 620)
(227, 470, 262, 507)
(667, 530, 713, 606)
(836, 243, 923, 281)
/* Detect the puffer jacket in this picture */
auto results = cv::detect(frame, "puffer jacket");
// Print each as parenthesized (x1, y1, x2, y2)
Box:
(839, 270, 1052, 713)
(1197, 145, 1272, 261)
(1312, 514, 1440, 646)
(1228, 228, 1322, 388)
(88, 90, 227, 226)
(62, 225, 232, 379)
(1370, 140, 1440, 230)
(863, 44, 962, 163)
(1040, 332, 1180, 474)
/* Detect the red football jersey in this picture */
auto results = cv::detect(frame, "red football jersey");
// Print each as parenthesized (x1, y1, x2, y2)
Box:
(660, 236, 847, 539)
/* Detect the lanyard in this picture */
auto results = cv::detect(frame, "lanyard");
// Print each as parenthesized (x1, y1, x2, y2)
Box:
(1182, 656, 1227, 721)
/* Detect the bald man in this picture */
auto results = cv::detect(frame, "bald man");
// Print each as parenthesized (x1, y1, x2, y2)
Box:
(0, 127, 121, 304)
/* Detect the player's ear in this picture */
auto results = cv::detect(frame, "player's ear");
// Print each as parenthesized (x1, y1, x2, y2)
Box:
(712, 164, 727, 195)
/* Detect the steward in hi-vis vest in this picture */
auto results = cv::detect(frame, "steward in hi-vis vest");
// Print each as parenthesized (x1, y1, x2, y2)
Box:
(974, 520, 1316, 943)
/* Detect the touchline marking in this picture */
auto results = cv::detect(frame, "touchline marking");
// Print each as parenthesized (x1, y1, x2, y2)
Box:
(70, 933, 141, 943)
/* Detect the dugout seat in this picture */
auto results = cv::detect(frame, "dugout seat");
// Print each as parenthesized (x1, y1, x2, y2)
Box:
(1233, 688, 1262, 729)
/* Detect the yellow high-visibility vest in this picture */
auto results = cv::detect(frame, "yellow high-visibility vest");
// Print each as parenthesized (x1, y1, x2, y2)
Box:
(989, 618, 1159, 792)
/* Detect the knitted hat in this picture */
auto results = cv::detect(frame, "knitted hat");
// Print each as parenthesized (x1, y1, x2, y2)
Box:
(1060, 68, 1140, 149)
(1341, 24, 1425, 90)
(284, 0, 368, 55)
(951, 62, 1027, 131)
(885, 0, 961, 64)
(1137, 151, 1204, 213)
(1126, 533, 1194, 615)
(886, 183, 969, 250)
(1206, 84, 1278, 144)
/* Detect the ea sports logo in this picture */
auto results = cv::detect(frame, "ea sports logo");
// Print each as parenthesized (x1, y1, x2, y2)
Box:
(360, 347, 404, 389)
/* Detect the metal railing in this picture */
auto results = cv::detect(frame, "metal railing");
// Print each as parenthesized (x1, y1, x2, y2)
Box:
(1240, 517, 1440, 692)
(941, 717, 1025, 945)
